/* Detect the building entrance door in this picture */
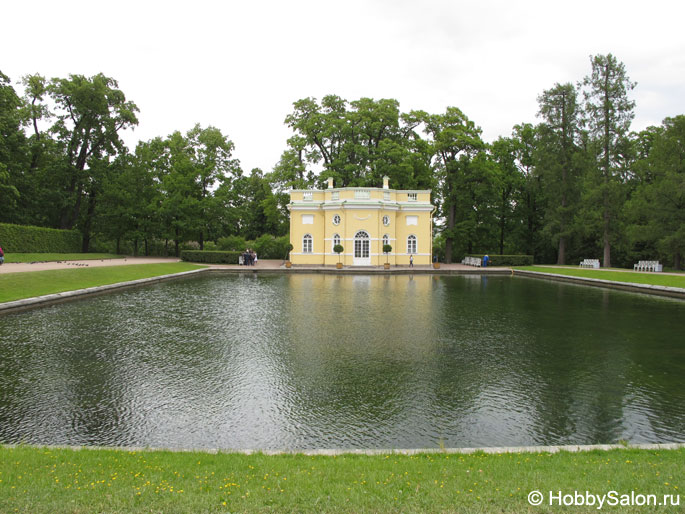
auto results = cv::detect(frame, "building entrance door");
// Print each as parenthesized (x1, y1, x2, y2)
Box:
(353, 231, 371, 266)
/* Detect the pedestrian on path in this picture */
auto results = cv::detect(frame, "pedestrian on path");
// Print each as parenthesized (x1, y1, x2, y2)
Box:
(0, 244, 4, 265)
(409, 254, 413, 268)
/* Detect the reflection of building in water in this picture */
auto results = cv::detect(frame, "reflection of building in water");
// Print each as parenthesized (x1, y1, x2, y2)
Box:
(283, 274, 439, 360)
(288, 176, 435, 266)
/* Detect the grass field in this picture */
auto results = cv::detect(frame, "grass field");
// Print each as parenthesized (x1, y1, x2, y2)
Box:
(0, 263, 204, 303)
(515, 266, 685, 289)
(3, 252, 124, 263)
(0, 446, 682, 513)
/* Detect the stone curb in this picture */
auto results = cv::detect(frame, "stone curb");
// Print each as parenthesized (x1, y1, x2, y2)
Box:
(3, 442, 684, 455)
(514, 270, 685, 300)
(0, 268, 209, 314)
(206, 267, 512, 276)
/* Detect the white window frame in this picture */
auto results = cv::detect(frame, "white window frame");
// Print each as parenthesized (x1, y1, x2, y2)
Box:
(332, 214, 341, 226)
(332, 233, 341, 252)
(407, 192, 417, 201)
(407, 234, 417, 254)
(355, 189, 370, 200)
(382, 234, 389, 248)
(383, 191, 390, 201)
(382, 215, 390, 226)
(303, 191, 313, 201)
(303, 233, 313, 253)
(331, 191, 339, 201)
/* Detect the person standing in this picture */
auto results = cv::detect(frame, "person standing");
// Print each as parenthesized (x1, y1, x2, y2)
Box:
(409, 254, 413, 268)
(483, 254, 489, 267)
(0, 244, 4, 265)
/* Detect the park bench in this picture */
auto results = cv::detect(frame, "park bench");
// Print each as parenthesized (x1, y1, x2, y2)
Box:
(461, 256, 481, 267)
(579, 259, 600, 269)
(634, 260, 663, 272)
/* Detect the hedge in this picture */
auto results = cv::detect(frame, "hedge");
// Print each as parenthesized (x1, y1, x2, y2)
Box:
(467, 254, 534, 266)
(180, 250, 242, 264)
(0, 223, 82, 253)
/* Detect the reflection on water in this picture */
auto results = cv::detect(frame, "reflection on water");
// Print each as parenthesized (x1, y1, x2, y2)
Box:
(1, 274, 684, 449)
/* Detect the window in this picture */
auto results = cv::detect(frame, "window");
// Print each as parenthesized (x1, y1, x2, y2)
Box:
(407, 193, 417, 201)
(332, 233, 341, 252)
(354, 189, 370, 200)
(303, 191, 313, 201)
(382, 215, 390, 226)
(384, 191, 390, 201)
(407, 235, 417, 254)
(303, 234, 313, 253)
(331, 191, 339, 201)
(382, 234, 389, 248)
(332, 214, 341, 226)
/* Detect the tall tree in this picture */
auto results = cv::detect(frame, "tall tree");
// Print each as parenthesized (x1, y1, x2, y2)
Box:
(536, 83, 583, 264)
(581, 54, 636, 267)
(491, 136, 524, 255)
(47, 73, 139, 235)
(283, 95, 432, 189)
(0, 71, 23, 214)
(423, 107, 491, 262)
(628, 116, 685, 269)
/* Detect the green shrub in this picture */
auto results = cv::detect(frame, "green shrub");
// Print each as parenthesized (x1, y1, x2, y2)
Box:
(0, 223, 81, 253)
(467, 254, 534, 266)
(180, 250, 241, 264)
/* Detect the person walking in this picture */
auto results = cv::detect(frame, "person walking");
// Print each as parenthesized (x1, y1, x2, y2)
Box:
(409, 254, 413, 268)
(0, 244, 4, 265)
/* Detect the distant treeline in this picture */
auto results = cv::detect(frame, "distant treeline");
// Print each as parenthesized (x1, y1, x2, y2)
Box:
(0, 54, 682, 267)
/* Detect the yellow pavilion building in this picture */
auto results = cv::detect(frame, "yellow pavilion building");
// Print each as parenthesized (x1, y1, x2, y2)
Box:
(288, 176, 435, 266)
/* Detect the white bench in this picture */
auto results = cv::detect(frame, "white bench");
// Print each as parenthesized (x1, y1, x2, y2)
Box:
(579, 259, 600, 269)
(634, 260, 663, 272)
(461, 256, 481, 267)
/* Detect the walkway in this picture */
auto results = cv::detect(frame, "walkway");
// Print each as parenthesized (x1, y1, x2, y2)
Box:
(0, 257, 181, 274)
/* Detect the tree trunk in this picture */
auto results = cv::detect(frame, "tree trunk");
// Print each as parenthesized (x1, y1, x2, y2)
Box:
(557, 236, 566, 265)
(174, 227, 180, 257)
(134, 239, 139, 256)
(199, 231, 204, 251)
(674, 251, 681, 270)
(116, 237, 120, 255)
(445, 202, 456, 263)
(603, 210, 611, 268)
(145, 239, 149, 256)
(80, 190, 97, 253)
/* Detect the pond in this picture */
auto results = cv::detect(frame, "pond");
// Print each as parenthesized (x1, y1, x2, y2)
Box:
(1, 273, 684, 450)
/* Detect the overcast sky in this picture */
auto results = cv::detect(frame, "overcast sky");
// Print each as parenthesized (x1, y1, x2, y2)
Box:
(3, 0, 685, 174)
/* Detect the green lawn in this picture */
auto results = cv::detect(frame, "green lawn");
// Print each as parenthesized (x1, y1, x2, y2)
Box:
(515, 266, 685, 289)
(0, 446, 682, 513)
(0, 263, 204, 303)
(3, 252, 123, 263)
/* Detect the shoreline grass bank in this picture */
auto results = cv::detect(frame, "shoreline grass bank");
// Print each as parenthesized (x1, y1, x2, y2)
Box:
(0, 263, 204, 303)
(515, 266, 685, 289)
(1, 445, 682, 513)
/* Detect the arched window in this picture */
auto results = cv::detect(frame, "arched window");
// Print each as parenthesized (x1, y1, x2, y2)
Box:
(332, 233, 341, 252)
(382, 234, 389, 248)
(303, 234, 313, 253)
(407, 234, 417, 254)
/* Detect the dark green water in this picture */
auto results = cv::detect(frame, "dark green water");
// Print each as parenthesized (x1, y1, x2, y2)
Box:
(1, 274, 684, 450)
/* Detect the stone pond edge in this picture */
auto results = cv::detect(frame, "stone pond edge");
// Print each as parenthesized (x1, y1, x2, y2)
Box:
(3, 442, 685, 456)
